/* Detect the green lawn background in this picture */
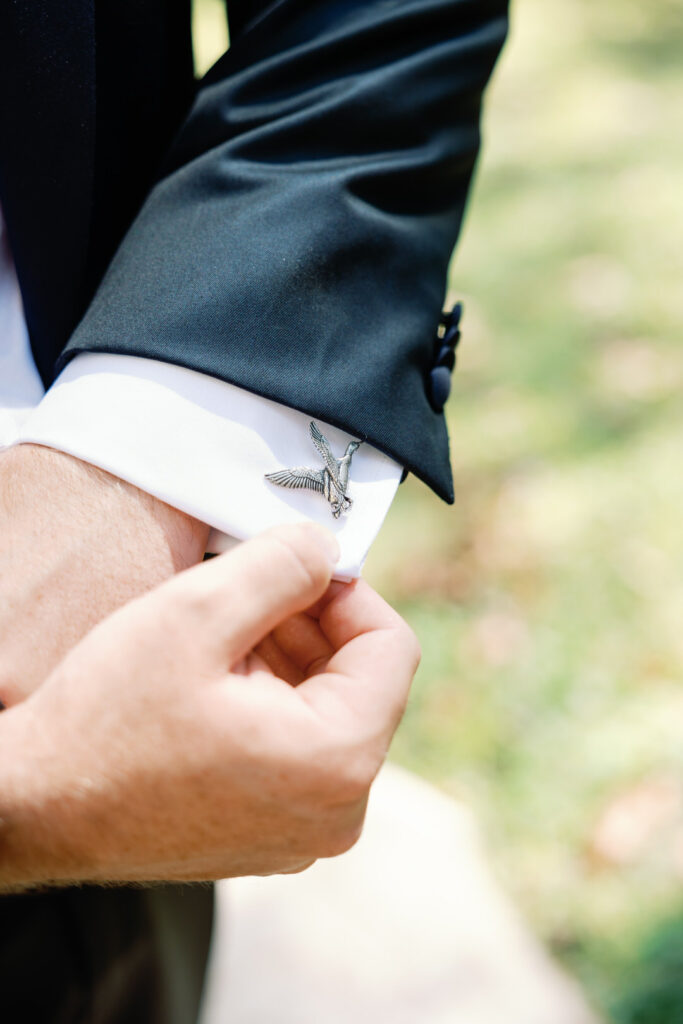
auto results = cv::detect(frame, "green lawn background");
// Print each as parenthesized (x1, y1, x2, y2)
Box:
(194, 2, 683, 1017)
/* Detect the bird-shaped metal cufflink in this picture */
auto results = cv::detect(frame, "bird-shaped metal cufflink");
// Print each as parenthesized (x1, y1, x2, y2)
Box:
(265, 421, 362, 518)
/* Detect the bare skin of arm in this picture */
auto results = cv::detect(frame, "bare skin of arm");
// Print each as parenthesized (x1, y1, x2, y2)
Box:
(0, 524, 420, 889)
(0, 443, 209, 707)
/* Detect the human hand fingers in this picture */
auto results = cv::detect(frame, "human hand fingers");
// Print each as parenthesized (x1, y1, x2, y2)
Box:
(155, 522, 340, 673)
(9, 535, 412, 886)
(253, 584, 342, 683)
(253, 633, 305, 685)
(299, 579, 421, 745)
(270, 611, 335, 679)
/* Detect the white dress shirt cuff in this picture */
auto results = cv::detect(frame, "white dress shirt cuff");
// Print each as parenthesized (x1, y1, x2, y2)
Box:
(13, 354, 402, 579)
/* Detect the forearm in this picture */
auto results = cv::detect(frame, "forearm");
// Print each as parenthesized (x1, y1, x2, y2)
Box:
(0, 704, 70, 892)
(0, 702, 110, 892)
(0, 444, 209, 705)
(0, 442, 208, 565)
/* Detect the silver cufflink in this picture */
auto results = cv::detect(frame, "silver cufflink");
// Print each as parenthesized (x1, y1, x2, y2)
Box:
(265, 421, 362, 519)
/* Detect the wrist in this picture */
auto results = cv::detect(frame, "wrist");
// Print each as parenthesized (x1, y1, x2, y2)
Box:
(1, 443, 209, 569)
(0, 444, 210, 706)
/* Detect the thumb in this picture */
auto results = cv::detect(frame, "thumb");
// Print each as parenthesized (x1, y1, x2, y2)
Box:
(162, 523, 340, 669)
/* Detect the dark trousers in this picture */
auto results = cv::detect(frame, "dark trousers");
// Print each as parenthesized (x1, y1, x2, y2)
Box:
(1, 883, 214, 1024)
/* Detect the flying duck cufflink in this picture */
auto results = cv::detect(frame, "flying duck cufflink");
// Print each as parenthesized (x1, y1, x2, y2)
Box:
(265, 421, 362, 519)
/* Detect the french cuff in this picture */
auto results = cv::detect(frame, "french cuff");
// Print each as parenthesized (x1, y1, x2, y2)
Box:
(15, 353, 403, 579)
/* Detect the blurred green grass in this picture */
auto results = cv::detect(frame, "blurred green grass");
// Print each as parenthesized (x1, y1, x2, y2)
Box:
(194, 1, 683, 1017)
(368, 2, 683, 1017)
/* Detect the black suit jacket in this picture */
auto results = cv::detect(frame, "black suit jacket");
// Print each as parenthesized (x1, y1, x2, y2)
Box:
(0, 0, 508, 504)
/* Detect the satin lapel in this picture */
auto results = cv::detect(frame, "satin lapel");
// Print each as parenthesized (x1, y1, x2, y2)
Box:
(0, 0, 96, 385)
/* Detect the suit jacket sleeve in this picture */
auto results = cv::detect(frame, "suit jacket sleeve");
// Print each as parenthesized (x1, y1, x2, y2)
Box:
(56, 0, 509, 503)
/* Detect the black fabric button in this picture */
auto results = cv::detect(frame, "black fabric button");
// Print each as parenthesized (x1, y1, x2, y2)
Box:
(436, 345, 455, 371)
(429, 365, 451, 410)
(430, 300, 462, 410)
(441, 300, 463, 329)
(443, 324, 461, 349)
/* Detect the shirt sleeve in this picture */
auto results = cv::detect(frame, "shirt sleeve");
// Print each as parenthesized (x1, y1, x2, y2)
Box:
(14, 352, 403, 579)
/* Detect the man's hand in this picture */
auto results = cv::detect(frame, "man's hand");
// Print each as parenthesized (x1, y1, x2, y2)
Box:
(0, 444, 209, 706)
(0, 524, 420, 888)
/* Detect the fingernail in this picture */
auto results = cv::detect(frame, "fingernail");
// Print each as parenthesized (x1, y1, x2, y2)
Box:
(309, 524, 341, 566)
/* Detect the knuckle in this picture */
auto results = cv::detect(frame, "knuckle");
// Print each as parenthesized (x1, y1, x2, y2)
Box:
(316, 815, 366, 859)
(322, 750, 378, 808)
(153, 578, 223, 646)
(169, 568, 225, 618)
(160, 578, 209, 624)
